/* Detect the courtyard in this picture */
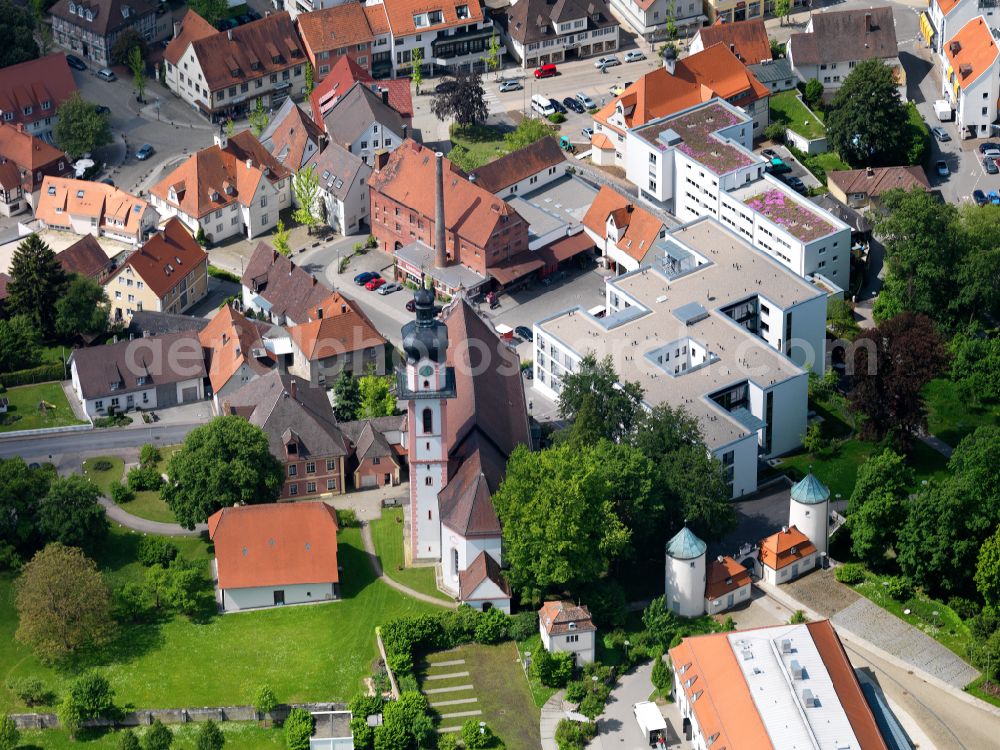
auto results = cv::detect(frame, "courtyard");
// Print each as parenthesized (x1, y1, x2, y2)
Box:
(417, 643, 540, 750)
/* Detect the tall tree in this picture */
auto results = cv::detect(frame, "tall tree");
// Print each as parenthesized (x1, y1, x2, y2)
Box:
(558, 354, 644, 444)
(55, 275, 111, 340)
(847, 449, 913, 567)
(15, 544, 114, 661)
(128, 45, 146, 102)
(38, 475, 108, 554)
(249, 99, 269, 138)
(163, 416, 284, 529)
(773, 0, 790, 25)
(0, 315, 43, 373)
(847, 312, 949, 445)
(410, 47, 423, 95)
(59, 671, 116, 739)
(304, 63, 315, 97)
(827, 60, 909, 167)
(949, 327, 1000, 405)
(0, 0, 39, 68)
(357, 370, 396, 419)
(493, 443, 630, 601)
(272, 219, 291, 257)
(431, 73, 488, 127)
(196, 719, 225, 750)
(292, 164, 322, 235)
(333, 369, 361, 422)
(976, 525, 1000, 608)
(483, 34, 501, 80)
(54, 93, 113, 160)
(111, 28, 147, 66)
(6, 234, 68, 337)
(0, 458, 54, 560)
(954, 203, 1000, 323)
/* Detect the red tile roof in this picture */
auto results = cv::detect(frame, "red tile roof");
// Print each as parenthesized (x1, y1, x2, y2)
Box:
(208, 502, 340, 589)
(0, 123, 70, 192)
(705, 556, 751, 601)
(595, 44, 769, 133)
(57, 235, 112, 280)
(36, 176, 152, 241)
(164, 9, 217, 67)
(107, 218, 208, 299)
(539, 601, 596, 635)
(198, 303, 272, 393)
(309, 56, 413, 123)
(945, 16, 998, 91)
(0, 54, 78, 129)
(827, 166, 931, 198)
(363, 3, 391, 35)
(459, 551, 511, 600)
(259, 100, 324, 171)
(759, 525, 817, 571)
(469, 137, 566, 194)
(296, 4, 374, 55)
(150, 131, 290, 220)
(240, 242, 337, 324)
(694, 19, 772, 65)
(582, 185, 663, 263)
(382, 0, 483, 38)
(287, 293, 387, 360)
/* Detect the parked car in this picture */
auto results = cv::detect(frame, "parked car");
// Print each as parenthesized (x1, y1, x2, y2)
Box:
(563, 97, 584, 113)
(990, 191, 1000, 206)
(624, 50, 646, 62)
(354, 271, 380, 285)
(594, 55, 620, 69)
(365, 277, 386, 291)
(931, 126, 951, 142)
(135, 144, 154, 160)
(761, 148, 778, 159)
(576, 92, 596, 109)
(978, 142, 1000, 154)
(936, 159, 950, 176)
(534, 63, 558, 78)
(378, 282, 403, 295)
(514, 326, 533, 341)
(100, 178, 115, 186)
(66, 55, 87, 71)
(973, 189, 988, 206)
(406, 298, 416, 312)
(609, 83, 625, 96)
(983, 157, 999, 175)
(96, 68, 117, 82)
(765, 157, 791, 175)
(247, 8, 261, 19)
(550, 98, 567, 114)
(499, 79, 522, 92)
(581, 127, 594, 140)
(435, 80, 458, 94)
(95, 105, 111, 115)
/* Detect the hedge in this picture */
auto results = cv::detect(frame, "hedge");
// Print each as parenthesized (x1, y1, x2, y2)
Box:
(0, 365, 66, 388)
(207, 265, 241, 284)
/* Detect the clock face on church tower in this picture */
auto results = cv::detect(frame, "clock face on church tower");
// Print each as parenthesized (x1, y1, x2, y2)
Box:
(419, 365, 433, 377)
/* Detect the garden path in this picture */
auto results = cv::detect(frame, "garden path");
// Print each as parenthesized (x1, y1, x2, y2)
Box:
(359, 521, 455, 608)
(99, 496, 205, 536)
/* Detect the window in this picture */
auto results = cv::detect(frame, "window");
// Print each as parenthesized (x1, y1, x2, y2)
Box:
(306, 481, 316, 493)
(326, 459, 336, 471)
(288, 465, 298, 476)
(422, 407, 433, 433)
(327, 479, 337, 490)
(288, 484, 298, 496)
(425, 476, 434, 486)
(261, 213, 268, 225)
(306, 461, 316, 474)
(260, 195, 267, 207)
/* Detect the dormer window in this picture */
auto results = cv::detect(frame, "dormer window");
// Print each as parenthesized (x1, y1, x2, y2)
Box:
(568, 622, 576, 630)
(109, 380, 122, 391)
(42, 100, 50, 110)
(69, 1, 76, 11)
(85, 10, 93, 21)
(456, 4, 469, 18)
(413, 13, 428, 27)
(137, 375, 148, 385)
(22, 106, 31, 116)
(47, 185, 56, 195)
(286, 442, 298, 455)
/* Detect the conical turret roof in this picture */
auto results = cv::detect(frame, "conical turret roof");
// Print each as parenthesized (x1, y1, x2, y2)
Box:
(666, 525, 707, 560)
(791, 472, 830, 505)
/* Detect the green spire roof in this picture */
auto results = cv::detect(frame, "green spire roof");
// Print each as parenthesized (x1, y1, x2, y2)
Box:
(666, 526, 706, 560)
(791, 473, 830, 505)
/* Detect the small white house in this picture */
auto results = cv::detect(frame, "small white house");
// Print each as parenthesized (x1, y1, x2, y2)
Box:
(208, 502, 341, 612)
(704, 556, 752, 614)
(758, 525, 819, 586)
(539, 601, 597, 664)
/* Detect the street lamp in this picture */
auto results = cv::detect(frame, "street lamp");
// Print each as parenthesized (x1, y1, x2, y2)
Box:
(479, 722, 485, 735)
(624, 639, 630, 662)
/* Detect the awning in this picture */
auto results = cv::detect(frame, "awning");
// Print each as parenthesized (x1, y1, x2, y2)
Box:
(488, 253, 544, 285)
(537, 232, 595, 265)
(919, 12, 935, 45)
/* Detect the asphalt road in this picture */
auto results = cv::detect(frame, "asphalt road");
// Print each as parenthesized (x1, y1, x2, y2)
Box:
(0, 422, 202, 461)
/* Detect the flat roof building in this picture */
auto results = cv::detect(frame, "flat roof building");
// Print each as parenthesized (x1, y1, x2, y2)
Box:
(533, 215, 826, 498)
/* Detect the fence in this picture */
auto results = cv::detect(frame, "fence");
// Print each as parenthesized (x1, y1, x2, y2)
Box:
(375, 627, 400, 700)
(11, 701, 348, 731)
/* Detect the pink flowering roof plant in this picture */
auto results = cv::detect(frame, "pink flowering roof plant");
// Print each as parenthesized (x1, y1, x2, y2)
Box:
(745, 188, 835, 242)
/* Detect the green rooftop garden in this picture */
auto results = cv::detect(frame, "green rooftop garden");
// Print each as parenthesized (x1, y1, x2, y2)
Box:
(770, 91, 826, 141)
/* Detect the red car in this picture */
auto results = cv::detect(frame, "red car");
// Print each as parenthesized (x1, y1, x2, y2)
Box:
(365, 277, 386, 291)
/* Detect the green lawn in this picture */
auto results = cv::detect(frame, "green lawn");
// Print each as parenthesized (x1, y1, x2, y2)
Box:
(515, 636, 557, 708)
(15, 722, 285, 749)
(924, 378, 1000, 448)
(371, 508, 452, 602)
(419, 643, 540, 750)
(770, 91, 825, 140)
(853, 571, 971, 660)
(966, 675, 1000, 709)
(84, 447, 181, 524)
(808, 151, 850, 175)
(0, 382, 86, 432)
(0, 525, 438, 712)
(449, 124, 510, 171)
(82, 457, 125, 496)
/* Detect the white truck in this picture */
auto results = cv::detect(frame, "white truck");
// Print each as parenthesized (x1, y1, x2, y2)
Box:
(633, 701, 667, 747)
(935, 100, 954, 122)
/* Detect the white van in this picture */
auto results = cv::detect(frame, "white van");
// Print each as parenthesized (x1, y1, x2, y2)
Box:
(531, 94, 556, 117)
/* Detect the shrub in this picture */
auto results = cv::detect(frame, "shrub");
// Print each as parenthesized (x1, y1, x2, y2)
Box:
(565, 680, 588, 703)
(555, 719, 597, 750)
(789, 609, 809, 624)
(835, 562, 867, 585)
(336, 509, 358, 528)
(578, 691, 607, 719)
(0, 714, 19, 750)
(970, 608, 1000, 640)
(548, 113, 566, 124)
(284, 708, 314, 750)
(196, 226, 207, 246)
(60, 672, 115, 738)
(533, 649, 574, 688)
(764, 122, 786, 144)
(803, 78, 823, 109)
(437, 733, 460, 750)
(140, 444, 161, 466)
(136, 536, 179, 567)
(92, 459, 113, 472)
(195, 719, 225, 750)
(650, 651, 670, 692)
(948, 597, 980, 621)
(5, 676, 54, 706)
(144, 719, 173, 750)
(117, 730, 141, 750)
(886, 576, 914, 602)
(462, 719, 494, 749)
(474, 607, 509, 644)
(206, 266, 241, 284)
(127, 464, 163, 492)
(508, 611, 538, 641)
(253, 684, 278, 716)
(110, 483, 135, 504)
(114, 582, 150, 623)
(0, 363, 66, 388)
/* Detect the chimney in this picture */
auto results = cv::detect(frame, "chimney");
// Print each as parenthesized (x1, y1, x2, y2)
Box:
(172, 19, 182, 39)
(434, 152, 447, 268)
(402, 123, 408, 140)
(374, 150, 390, 171)
(380, 88, 389, 105)
(227, 28, 233, 41)
(289, 378, 297, 401)
(864, 12, 872, 31)
(245, 157, 253, 169)
(866, 166, 874, 176)
(214, 125, 227, 150)
(662, 45, 677, 76)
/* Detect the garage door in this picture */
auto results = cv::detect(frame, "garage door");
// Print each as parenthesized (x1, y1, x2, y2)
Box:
(361, 475, 377, 489)
(181, 387, 199, 403)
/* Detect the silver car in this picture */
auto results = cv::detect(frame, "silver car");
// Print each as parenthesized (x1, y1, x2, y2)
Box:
(575, 92, 596, 109)
(377, 281, 403, 295)
(624, 50, 646, 62)
(96, 68, 117, 82)
(594, 56, 620, 69)
(498, 79, 522, 92)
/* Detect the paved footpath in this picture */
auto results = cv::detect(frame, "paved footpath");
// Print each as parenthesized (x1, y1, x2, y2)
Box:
(99, 497, 206, 537)
(359, 521, 455, 608)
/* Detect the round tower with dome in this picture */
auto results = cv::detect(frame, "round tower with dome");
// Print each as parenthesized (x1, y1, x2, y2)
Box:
(788, 472, 831, 556)
(664, 524, 707, 617)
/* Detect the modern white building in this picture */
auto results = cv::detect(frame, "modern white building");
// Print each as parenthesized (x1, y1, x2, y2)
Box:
(610, 0, 705, 41)
(494, 0, 619, 70)
(664, 526, 707, 617)
(534, 216, 827, 498)
(940, 15, 1000, 138)
(923, 0, 1000, 55)
(670, 621, 892, 750)
(622, 98, 852, 288)
(539, 601, 597, 664)
(309, 142, 372, 236)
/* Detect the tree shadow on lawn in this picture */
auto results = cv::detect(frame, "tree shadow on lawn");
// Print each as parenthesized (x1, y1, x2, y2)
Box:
(339, 530, 380, 599)
(59, 616, 168, 676)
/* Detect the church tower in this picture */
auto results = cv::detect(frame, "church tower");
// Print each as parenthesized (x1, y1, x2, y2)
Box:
(400, 281, 455, 562)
